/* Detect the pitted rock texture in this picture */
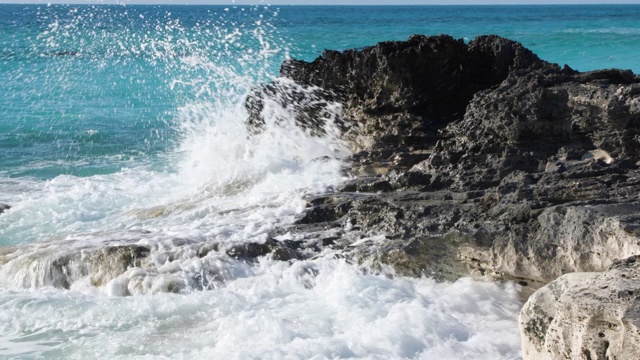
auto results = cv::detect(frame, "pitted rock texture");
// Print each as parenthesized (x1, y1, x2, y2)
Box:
(519, 255, 640, 360)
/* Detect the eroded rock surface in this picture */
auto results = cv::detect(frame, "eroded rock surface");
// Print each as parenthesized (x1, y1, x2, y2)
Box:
(0, 203, 10, 215)
(519, 255, 640, 360)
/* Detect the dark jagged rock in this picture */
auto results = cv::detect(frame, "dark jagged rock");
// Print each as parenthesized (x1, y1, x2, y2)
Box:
(245, 80, 345, 136)
(224, 238, 300, 262)
(0, 203, 10, 215)
(248, 34, 557, 151)
(247, 34, 640, 359)
(251, 33, 640, 282)
(279, 35, 549, 125)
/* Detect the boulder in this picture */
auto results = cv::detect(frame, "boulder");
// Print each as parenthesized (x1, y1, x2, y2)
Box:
(519, 255, 640, 360)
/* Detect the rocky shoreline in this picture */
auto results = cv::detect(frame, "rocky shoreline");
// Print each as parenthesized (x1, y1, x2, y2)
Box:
(247, 35, 640, 359)
(2, 33, 639, 359)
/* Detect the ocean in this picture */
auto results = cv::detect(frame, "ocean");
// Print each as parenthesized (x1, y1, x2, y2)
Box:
(1, 3, 639, 359)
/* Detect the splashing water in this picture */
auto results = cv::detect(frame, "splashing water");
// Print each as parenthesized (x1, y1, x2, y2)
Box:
(0, 3, 347, 291)
(0, 4, 523, 359)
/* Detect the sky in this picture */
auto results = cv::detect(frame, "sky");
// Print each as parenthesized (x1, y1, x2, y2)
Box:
(1, 0, 640, 4)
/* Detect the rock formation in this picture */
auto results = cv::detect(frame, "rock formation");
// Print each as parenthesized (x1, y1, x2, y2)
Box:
(0, 203, 10, 215)
(520, 256, 640, 360)
(247, 34, 640, 359)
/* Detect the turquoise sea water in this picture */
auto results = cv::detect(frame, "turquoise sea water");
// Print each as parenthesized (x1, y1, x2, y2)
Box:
(2, 4, 640, 179)
(0, 4, 638, 359)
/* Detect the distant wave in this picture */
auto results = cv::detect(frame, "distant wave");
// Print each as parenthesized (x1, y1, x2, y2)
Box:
(559, 27, 640, 35)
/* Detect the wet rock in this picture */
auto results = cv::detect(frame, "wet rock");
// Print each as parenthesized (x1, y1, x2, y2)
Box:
(0, 235, 305, 294)
(0, 244, 151, 289)
(225, 238, 299, 261)
(520, 255, 640, 360)
(359, 232, 477, 281)
(245, 79, 346, 137)
(0, 203, 9, 215)
(338, 177, 393, 193)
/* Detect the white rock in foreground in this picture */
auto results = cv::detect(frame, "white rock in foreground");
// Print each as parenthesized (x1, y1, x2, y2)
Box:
(519, 255, 640, 360)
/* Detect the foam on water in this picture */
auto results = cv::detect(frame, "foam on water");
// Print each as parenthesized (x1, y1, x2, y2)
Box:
(0, 260, 522, 359)
(0, 4, 524, 358)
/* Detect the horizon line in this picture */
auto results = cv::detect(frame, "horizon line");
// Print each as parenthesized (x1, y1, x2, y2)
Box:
(1, 2, 640, 5)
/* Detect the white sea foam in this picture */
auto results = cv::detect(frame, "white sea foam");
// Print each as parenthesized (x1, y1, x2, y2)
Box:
(0, 5, 524, 359)
(0, 260, 522, 360)
(0, 89, 348, 290)
(560, 27, 640, 35)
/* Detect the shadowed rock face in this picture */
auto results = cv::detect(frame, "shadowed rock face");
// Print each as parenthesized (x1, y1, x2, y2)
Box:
(280, 34, 547, 129)
(248, 34, 556, 151)
(247, 34, 640, 359)
(0, 203, 9, 215)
